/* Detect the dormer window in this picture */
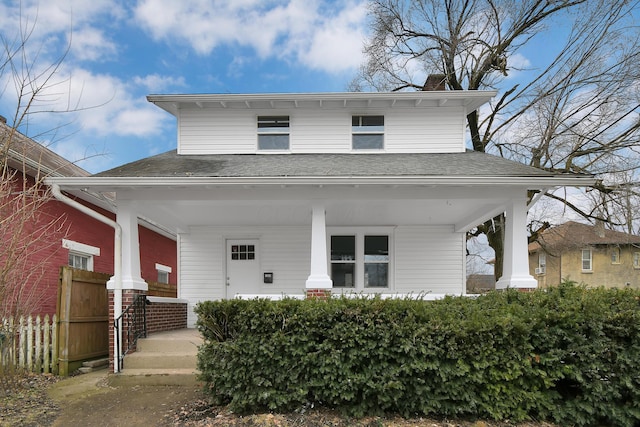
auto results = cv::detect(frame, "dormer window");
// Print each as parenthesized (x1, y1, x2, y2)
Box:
(352, 115, 384, 150)
(258, 116, 290, 150)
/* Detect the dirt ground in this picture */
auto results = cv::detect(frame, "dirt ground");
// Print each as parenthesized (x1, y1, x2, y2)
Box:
(1, 370, 558, 427)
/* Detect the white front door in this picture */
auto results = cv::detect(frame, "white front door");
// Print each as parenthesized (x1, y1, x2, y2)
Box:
(226, 239, 261, 298)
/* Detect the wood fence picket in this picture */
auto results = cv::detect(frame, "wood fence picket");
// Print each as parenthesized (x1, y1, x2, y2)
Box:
(1, 314, 58, 374)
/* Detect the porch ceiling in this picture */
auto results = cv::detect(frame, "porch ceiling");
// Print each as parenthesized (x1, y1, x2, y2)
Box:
(90, 184, 519, 234)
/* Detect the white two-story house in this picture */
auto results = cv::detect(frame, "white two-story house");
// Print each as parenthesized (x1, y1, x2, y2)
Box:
(48, 90, 593, 328)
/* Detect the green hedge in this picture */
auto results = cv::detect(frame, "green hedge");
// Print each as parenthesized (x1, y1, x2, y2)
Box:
(195, 283, 640, 425)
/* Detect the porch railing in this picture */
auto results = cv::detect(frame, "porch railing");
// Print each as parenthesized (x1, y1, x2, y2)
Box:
(114, 294, 148, 372)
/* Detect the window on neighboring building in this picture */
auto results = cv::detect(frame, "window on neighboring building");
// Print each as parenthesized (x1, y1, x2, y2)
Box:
(634, 252, 640, 269)
(69, 252, 92, 271)
(536, 252, 546, 275)
(155, 263, 172, 284)
(330, 230, 391, 289)
(257, 116, 290, 150)
(581, 249, 592, 272)
(63, 239, 99, 272)
(611, 247, 620, 264)
(352, 115, 384, 150)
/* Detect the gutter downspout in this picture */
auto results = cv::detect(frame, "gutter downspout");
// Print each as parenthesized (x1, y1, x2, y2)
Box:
(51, 184, 123, 372)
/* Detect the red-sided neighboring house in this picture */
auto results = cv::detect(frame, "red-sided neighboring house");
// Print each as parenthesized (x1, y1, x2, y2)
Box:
(1, 117, 177, 317)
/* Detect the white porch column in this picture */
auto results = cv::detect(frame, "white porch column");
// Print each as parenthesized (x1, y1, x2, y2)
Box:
(107, 199, 147, 292)
(496, 198, 537, 290)
(305, 203, 333, 290)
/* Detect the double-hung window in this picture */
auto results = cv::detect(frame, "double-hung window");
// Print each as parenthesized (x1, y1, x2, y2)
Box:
(536, 252, 546, 275)
(352, 115, 384, 150)
(634, 252, 640, 269)
(330, 230, 390, 290)
(257, 116, 289, 150)
(581, 248, 592, 272)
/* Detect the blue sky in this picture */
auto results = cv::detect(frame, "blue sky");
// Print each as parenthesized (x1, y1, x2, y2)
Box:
(0, 0, 369, 173)
(0, 0, 587, 174)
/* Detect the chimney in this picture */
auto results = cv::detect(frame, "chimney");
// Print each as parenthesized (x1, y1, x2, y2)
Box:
(595, 220, 606, 238)
(423, 74, 446, 91)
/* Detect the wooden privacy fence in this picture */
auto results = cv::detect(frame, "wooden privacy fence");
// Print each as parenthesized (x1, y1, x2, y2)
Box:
(57, 266, 110, 376)
(0, 315, 58, 374)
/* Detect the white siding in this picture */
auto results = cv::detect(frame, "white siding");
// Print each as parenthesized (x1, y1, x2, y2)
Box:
(178, 108, 256, 154)
(394, 225, 466, 294)
(385, 108, 464, 153)
(177, 106, 466, 154)
(180, 224, 465, 325)
(180, 226, 311, 326)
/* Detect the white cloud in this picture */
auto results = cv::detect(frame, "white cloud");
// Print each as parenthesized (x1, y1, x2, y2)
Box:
(133, 74, 186, 92)
(69, 26, 118, 62)
(133, 0, 368, 74)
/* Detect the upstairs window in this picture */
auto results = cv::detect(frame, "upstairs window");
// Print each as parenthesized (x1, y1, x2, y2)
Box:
(352, 115, 384, 150)
(258, 116, 289, 150)
(634, 252, 640, 269)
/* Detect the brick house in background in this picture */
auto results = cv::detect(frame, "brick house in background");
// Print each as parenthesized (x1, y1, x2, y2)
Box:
(1, 118, 177, 316)
(529, 221, 640, 289)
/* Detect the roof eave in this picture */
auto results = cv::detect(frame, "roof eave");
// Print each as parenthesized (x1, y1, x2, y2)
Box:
(147, 91, 497, 117)
(46, 175, 596, 190)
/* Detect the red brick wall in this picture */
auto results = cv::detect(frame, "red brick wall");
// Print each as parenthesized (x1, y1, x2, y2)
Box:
(146, 299, 188, 334)
(0, 172, 176, 317)
(139, 226, 178, 286)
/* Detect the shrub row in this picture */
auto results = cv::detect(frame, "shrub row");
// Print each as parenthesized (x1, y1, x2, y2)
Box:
(195, 283, 640, 426)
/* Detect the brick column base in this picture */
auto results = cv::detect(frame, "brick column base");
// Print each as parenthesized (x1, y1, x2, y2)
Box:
(306, 288, 331, 299)
(108, 289, 146, 373)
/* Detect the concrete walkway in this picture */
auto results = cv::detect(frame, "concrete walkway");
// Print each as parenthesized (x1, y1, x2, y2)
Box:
(48, 367, 202, 426)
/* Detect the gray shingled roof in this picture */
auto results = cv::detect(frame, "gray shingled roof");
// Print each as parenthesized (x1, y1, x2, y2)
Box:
(530, 221, 640, 252)
(1, 121, 89, 178)
(95, 150, 561, 178)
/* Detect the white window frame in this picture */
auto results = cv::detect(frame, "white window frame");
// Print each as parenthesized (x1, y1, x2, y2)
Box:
(634, 252, 640, 269)
(62, 239, 100, 272)
(155, 263, 172, 284)
(535, 252, 546, 275)
(328, 227, 394, 292)
(352, 115, 384, 150)
(581, 248, 593, 272)
(257, 115, 290, 151)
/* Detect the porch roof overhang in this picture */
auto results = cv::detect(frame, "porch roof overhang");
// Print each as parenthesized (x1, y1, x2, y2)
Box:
(47, 175, 594, 236)
(48, 174, 593, 190)
(46, 151, 594, 235)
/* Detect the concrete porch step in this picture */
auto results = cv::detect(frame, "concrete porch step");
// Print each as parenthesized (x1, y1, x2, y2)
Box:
(110, 368, 201, 386)
(118, 329, 204, 384)
(124, 352, 198, 369)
